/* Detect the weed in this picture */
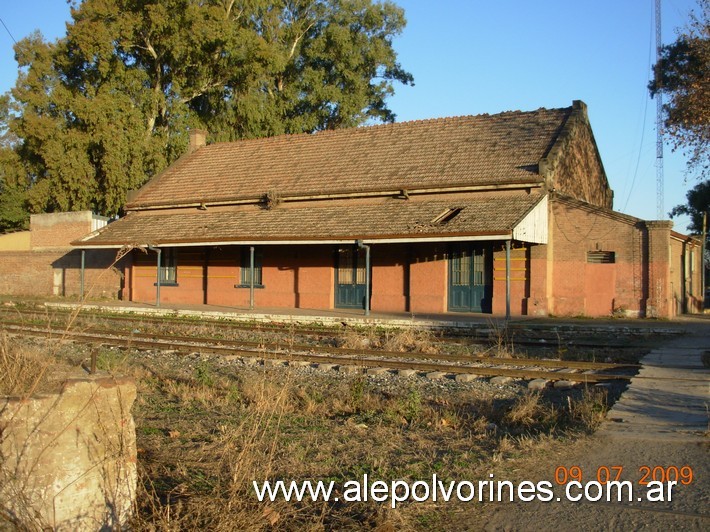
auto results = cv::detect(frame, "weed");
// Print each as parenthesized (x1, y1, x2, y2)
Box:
(95, 347, 131, 373)
(401, 385, 423, 424)
(0, 334, 53, 396)
(504, 392, 558, 430)
(139, 426, 162, 436)
(486, 319, 516, 358)
(349, 375, 367, 411)
(193, 362, 215, 387)
(565, 387, 609, 431)
(383, 327, 439, 354)
(338, 326, 380, 350)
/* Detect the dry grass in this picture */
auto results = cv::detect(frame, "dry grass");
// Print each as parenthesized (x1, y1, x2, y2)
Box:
(120, 349, 614, 530)
(337, 326, 381, 350)
(337, 326, 440, 355)
(382, 328, 439, 354)
(504, 392, 557, 430)
(484, 320, 516, 358)
(0, 334, 74, 396)
(565, 387, 609, 429)
(1, 306, 618, 530)
(502, 387, 609, 435)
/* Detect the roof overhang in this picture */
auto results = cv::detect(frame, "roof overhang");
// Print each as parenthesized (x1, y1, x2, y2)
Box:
(73, 233, 513, 250)
(73, 194, 548, 249)
(670, 230, 702, 245)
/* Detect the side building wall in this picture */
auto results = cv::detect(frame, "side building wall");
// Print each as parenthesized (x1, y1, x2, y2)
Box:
(0, 211, 123, 300)
(0, 250, 123, 299)
(549, 198, 647, 317)
(669, 234, 704, 315)
(548, 198, 702, 318)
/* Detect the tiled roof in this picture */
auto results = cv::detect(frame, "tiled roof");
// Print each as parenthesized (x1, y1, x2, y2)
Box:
(127, 106, 573, 208)
(78, 194, 542, 246)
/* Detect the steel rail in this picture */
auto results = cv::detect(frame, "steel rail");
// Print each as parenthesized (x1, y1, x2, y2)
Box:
(0, 306, 652, 350)
(0, 318, 637, 371)
(1, 322, 635, 383)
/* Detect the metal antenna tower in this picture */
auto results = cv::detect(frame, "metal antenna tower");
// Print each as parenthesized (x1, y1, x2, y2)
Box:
(655, 0, 664, 219)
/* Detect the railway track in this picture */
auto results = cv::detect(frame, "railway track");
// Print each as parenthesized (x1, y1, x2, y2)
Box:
(0, 305, 659, 350)
(1, 320, 639, 385)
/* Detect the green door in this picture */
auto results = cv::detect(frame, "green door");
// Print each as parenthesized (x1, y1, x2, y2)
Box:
(448, 244, 492, 313)
(335, 247, 368, 309)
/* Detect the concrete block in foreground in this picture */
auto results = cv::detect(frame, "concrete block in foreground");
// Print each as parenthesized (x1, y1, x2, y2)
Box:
(1, 375, 137, 530)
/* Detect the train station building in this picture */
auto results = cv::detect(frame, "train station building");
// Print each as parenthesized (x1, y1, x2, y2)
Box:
(18, 100, 702, 318)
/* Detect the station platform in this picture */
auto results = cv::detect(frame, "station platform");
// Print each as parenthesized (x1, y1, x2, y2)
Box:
(36, 298, 706, 333)
(44, 299, 502, 330)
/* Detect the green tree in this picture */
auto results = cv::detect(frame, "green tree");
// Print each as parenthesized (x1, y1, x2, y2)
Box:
(669, 180, 710, 234)
(4, 0, 412, 218)
(0, 94, 29, 231)
(649, 0, 709, 179)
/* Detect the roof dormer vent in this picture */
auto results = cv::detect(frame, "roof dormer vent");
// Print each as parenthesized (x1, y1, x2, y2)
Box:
(432, 207, 463, 225)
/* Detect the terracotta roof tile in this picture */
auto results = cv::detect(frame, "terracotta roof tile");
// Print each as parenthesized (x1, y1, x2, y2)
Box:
(128, 106, 572, 208)
(81, 194, 541, 246)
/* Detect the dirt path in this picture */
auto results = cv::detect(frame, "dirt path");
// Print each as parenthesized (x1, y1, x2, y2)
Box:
(465, 319, 709, 531)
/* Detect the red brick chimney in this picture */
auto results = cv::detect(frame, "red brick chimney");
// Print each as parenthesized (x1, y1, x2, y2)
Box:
(188, 129, 207, 153)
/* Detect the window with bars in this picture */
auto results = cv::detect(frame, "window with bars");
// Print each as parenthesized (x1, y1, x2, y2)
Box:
(587, 251, 615, 264)
(450, 251, 470, 286)
(450, 248, 486, 285)
(239, 248, 264, 287)
(159, 248, 178, 284)
(337, 247, 366, 284)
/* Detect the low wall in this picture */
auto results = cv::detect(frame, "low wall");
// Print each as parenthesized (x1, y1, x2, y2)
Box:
(0, 375, 137, 530)
(0, 249, 124, 299)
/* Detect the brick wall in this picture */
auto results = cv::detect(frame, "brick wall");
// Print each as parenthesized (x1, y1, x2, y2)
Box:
(129, 243, 451, 314)
(540, 102, 613, 209)
(547, 198, 702, 318)
(645, 221, 672, 317)
(549, 198, 646, 317)
(0, 211, 121, 301)
(668, 234, 703, 315)
(409, 243, 447, 314)
(120, 217, 702, 318)
(371, 244, 409, 313)
(0, 250, 124, 299)
(30, 211, 100, 250)
(130, 245, 336, 309)
(492, 243, 529, 316)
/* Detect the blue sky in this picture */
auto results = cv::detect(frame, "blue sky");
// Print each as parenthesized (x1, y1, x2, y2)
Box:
(0, 0, 701, 231)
